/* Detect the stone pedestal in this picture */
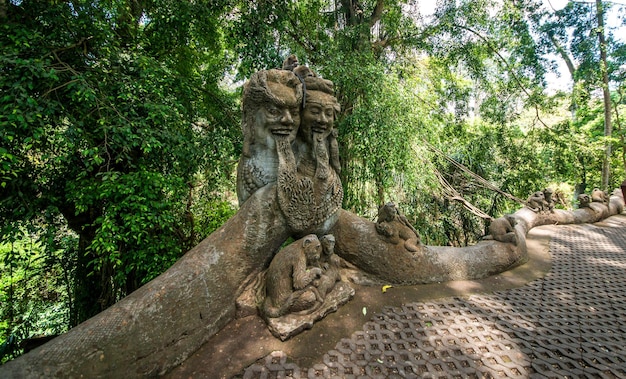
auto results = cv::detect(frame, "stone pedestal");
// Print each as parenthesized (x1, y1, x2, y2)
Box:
(264, 282, 354, 341)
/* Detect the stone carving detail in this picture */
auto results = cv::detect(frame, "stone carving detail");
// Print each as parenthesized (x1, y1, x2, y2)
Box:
(276, 73, 343, 235)
(525, 191, 545, 213)
(259, 233, 354, 341)
(484, 214, 518, 245)
(262, 234, 323, 319)
(236, 69, 303, 204)
(236, 61, 343, 235)
(314, 235, 342, 299)
(525, 189, 558, 213)
(542, 188, 555, 212)
(578, 193, 591, 208)
(375, 202, 421, 252)
(234, 59, 349, 337)
(591, 187, 609, 204)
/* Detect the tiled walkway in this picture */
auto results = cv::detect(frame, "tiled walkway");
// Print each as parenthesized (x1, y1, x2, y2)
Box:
(242, 221, 626, 378)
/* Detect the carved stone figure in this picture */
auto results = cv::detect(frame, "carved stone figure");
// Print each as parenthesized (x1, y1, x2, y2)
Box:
(314, 235, 342, 300)
(262, 234, 323, 319)
(591, 188, 609, 204)
(375, 202, 421, 252)
(578, 193, 591, 208)
(293, 65, 316, 80)
(542, 188, 555, 212)
(282, 54, 299, 71)
(525, 191, 545, 213)
(236, 69, 303, 204)
(485, 215, 518, 245)
(276, 75, 343, 235)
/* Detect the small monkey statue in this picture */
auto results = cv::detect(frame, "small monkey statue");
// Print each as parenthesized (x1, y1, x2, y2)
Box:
(263, 234, 323, 318)
(485, 214, 518, 245)
(282, 54, 299, 71)
(525, 191, 545, 213)
(577, 193, 591, 208)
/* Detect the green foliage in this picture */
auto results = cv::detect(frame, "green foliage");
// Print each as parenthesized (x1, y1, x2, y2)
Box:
(0, 0, 240, 332)
(0, 228, 75, 363)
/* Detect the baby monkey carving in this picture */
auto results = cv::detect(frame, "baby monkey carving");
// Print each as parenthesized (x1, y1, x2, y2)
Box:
(313, 234, 342, 301)
(591, 188, 609, 204)
(578, 193, 591, 208)
(485, 214, 518, 245)
(375, 202, 421, 252)
(263, 234, 323, 318)
(525, 191, 545, 213)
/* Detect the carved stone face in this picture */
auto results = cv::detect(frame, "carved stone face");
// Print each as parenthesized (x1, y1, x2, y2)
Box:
(578, 193, 591, 207)
(377, 203, 397, 223)
(321, 235, 335, 256)
(299, 91, 336, 144)
(543, 188, 553, 199)
(303, 235, 322, 263)
(254, 83, 300, 146)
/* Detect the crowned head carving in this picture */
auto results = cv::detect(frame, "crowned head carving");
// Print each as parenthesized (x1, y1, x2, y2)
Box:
(237, 69, 303, 204)
(237, 65, 343, 235)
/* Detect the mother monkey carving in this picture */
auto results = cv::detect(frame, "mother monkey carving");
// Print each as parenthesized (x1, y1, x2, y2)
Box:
(262, 235, 324, 318)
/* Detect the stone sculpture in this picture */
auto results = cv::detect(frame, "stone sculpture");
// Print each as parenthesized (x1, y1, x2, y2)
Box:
(236, 69, 303, 204)
(542, 188, 555, 212)
(237, 63, 350, 327)
(525, 191, 545, 213)
(314, 234, 342, 299)
(260, 234, 354, 341)
(262, 234, 323, 319)
(591, 187, 609, 204)
(485, 214, 518, 245)
(4, 56, 625, 379)
(578, 193, 591, 208)
(276, 73, 343, 235)
(375, 202, 421, 252)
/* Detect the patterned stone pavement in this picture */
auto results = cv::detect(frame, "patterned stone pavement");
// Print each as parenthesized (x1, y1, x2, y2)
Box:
(241, 221, 626, 378)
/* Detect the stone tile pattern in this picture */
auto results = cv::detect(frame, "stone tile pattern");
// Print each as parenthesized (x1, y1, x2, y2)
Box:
(242, 225, 626, 378)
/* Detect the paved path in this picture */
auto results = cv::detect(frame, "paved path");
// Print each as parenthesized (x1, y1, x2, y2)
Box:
(239, 216, 626, 378)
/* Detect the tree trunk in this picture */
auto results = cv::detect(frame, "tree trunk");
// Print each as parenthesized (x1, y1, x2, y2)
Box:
(60, 204, 108, 326)
(72, 226, 105, 326)
(597, 0, 612, 189)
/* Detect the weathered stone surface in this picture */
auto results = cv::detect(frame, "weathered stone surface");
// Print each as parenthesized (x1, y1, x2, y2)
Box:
(331, 192, 625, 285)
(0, 184, 291, 378)
(237, 69, 303, 204)
(329, 209, 525, 285)
(264, 282, 355, 341)
(262, 235, 324, 319)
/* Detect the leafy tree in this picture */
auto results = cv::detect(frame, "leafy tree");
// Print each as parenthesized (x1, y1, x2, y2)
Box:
(524, 0, 626, 189)
(0, 0, 239, 332)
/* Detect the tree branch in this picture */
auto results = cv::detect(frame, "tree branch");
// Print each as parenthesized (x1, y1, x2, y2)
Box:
(452, 23, 549, 128)
(369, 0, 385, 28)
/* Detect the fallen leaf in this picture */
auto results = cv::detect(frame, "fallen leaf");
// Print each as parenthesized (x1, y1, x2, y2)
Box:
(362, 307, 367, 316)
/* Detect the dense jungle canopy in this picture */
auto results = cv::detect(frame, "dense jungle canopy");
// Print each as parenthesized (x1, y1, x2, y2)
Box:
(1, 0, 625, 363)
